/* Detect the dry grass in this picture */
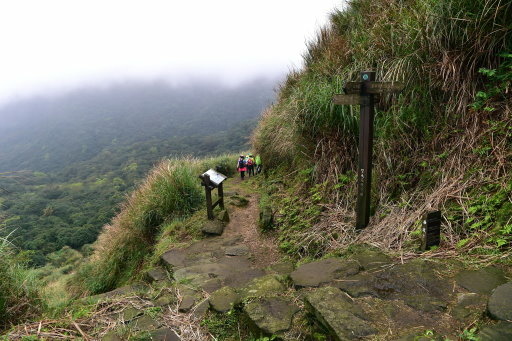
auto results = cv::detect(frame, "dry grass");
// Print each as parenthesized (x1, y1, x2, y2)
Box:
(6, 293, 212, 341)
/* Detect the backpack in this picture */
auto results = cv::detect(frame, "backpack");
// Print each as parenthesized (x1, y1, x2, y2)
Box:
(247, 158, 254, 166)
(238, 159, 245, 168)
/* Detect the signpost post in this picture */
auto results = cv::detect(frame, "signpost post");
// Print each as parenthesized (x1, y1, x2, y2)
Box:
(332, 71, 404, 229)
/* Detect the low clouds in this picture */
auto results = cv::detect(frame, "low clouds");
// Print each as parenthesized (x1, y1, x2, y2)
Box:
(0, 0, 340, 104)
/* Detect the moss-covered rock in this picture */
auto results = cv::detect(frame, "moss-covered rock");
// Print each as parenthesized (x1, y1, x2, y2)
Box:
(229, 195, 249, 207)
(146, 267, 168, 283)
(290, 258, 361, 288)
(244, 297, 299, 335)
(259, 206, 274, 231)
(478, 321, 512, 341)
(348, 246, 392, 270)
(148, 328, 181, 341)
(455, 266, 507, 295)
(217, 209, 230, 223)
(201, 220, 225, 235)
(451, 293, 487, 322)
(304, 286, 376, 340)
(240, 274, 286, 299)
(487, 282, 512, 321)
(129, 315, 161, 331)
(209, 286, 241, 313)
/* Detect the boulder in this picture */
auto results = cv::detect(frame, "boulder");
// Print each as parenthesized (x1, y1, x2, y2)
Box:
(244, 297, 299, 335)
(201, 220, 225, 235)
(304, 286, 376, 340)
(478, 321, 512, 341)
(455, 266, 507, 295)
(209, 286, 241, 312)
(487, 282, 512, 321)
(290, 258, 361, 288)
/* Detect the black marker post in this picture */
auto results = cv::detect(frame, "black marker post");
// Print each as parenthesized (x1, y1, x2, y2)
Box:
(357, 71, 375, 229)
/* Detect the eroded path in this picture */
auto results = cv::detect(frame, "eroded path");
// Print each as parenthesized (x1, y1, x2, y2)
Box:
(222, 177, 280, 268)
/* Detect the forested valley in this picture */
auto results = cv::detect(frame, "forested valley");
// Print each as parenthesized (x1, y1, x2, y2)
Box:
(0, 78, 277, 265)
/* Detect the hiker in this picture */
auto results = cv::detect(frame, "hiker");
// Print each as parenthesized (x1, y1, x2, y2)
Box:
(247, 154, 255, 177)
(237, 155, 247, 180)
(255, 154, 262, 174)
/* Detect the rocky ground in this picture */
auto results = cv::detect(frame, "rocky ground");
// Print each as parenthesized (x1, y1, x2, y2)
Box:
(97, 180, 511, 341)
(6, 179, 511, 340)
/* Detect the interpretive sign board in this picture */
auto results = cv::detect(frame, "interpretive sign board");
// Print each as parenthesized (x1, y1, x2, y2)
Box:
(203, 169, 227, 187)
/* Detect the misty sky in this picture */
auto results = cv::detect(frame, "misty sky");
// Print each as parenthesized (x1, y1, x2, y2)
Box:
(0, 0, 342, 105)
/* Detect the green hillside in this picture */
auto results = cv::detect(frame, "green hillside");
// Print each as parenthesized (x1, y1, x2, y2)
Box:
(253, 0, 511, 258)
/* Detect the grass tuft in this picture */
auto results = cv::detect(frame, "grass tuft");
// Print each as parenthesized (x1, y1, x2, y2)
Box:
(68, 154, 238, 296)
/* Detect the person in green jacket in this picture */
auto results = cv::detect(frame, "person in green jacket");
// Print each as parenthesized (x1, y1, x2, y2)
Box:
(255, 154, 262, 174)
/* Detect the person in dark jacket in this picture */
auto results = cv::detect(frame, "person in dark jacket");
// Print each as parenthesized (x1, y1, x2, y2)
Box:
(237, 155, 247, 180)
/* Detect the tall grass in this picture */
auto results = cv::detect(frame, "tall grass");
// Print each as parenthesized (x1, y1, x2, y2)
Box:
(69, 155, 237, 295)
(0, 236, 42, 329)
(253, 0, 512, 256)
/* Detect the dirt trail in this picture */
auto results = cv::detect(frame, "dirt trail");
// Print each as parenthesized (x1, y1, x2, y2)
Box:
(222, 177, 280, 269)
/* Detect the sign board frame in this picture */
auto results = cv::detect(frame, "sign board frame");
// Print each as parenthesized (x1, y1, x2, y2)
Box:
(199, 169, 227, 220)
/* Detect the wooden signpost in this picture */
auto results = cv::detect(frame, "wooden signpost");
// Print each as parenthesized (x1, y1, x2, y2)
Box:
(332, 71, 404, 229)
(199, 169, 227, 220)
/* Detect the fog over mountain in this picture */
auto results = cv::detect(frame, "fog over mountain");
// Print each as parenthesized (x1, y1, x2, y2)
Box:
(0, 77, 278, 173)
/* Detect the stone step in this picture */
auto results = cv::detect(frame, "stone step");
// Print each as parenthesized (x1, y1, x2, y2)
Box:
(304, 286, 376, 340)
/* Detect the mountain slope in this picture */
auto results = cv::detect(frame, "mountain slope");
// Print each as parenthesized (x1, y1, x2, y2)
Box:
(0, 79, 276, 173)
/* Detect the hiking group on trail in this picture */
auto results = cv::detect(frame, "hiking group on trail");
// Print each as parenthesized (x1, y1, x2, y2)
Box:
(237, 154, 262, 180)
